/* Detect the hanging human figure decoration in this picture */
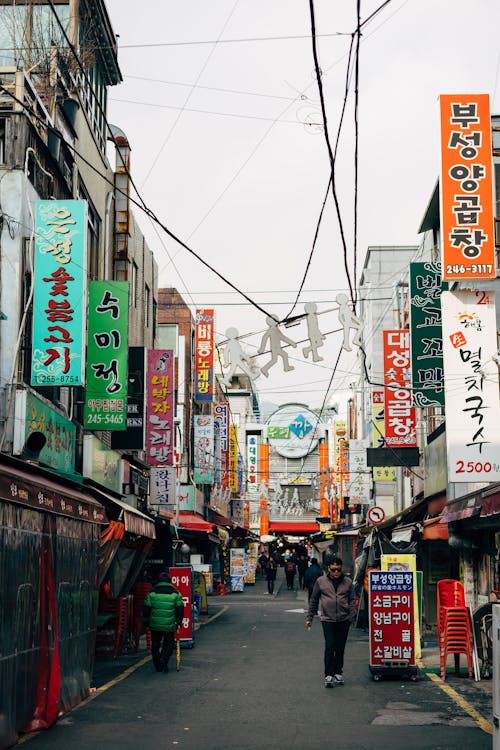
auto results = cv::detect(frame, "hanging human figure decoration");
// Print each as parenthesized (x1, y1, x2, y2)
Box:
(258, 315, 297, 377)
(335, 293, 362, 352)
(302, 301, 326, 362)
(220, 326, 258, 386)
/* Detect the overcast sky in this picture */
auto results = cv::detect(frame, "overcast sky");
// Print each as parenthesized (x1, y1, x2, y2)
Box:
(105, 0, 500, 416)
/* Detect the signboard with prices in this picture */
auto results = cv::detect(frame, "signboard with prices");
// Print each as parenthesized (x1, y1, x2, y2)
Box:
(369, 570, 416, 680)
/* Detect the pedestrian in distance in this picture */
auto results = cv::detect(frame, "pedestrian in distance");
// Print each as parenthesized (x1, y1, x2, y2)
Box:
(266, 555, 278, 595)
(304, 557, 322, 600)
(305, 555, 356, 688)
(142, 571, 184, 673)
(297, 554, 309, 590)
(285, 557, 297, 590)
(258, 552, 268, 578)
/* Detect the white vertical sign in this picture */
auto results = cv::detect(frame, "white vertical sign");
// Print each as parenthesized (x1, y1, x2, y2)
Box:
(441, 289, 500, 482)
(348, 439, 371, 504)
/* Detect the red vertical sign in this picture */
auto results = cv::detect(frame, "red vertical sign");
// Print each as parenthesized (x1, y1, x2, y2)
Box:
(169, 566, 193, 644)
(383, 330, 417, 447)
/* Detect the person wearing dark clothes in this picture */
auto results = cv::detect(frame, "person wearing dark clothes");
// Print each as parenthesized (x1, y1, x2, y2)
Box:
(285, 558, 297, 590)
(258, 552, 268, 578)
(297, 554, 309, 590)
(304, 557, 322, 600)
(266, 556, 278, 594)
(305, 555, 356, 688)
(142, 572, 184, 672)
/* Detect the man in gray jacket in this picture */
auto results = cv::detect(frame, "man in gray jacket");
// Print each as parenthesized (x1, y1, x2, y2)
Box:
(305, 555, 356, 688)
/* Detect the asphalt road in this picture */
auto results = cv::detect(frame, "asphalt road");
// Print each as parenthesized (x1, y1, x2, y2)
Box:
(18, 572, 492, 750)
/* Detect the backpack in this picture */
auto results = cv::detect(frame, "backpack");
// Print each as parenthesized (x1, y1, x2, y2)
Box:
(286, 561, 295, 573)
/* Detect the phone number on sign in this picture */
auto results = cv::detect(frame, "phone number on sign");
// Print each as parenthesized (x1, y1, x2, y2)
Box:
(455, 460, 500, 474)
(86, 413, 125, 425)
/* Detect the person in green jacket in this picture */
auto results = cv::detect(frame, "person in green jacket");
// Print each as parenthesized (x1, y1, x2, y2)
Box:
(142, 571, 184, 672)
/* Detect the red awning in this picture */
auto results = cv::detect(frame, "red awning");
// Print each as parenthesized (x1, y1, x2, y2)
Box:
(423, 516, 448, 540)
(178, 512, 215, 532)
(269, 521, 319, 534)
(480, 492, 500, 517)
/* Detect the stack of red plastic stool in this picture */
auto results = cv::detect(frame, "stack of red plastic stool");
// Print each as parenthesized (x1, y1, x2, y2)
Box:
(437, 579, 473, 680)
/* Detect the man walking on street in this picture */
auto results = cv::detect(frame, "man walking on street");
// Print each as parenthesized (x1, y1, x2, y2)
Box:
(305, 555, 356, 688)
(143, 571, 184, 672)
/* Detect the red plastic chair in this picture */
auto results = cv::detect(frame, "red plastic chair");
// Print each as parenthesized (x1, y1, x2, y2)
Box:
(437, 579, 465, 636)
(132, 582, 153, 651)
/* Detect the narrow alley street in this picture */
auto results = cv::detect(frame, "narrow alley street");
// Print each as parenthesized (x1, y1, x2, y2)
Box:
(18, 572, 491, 750)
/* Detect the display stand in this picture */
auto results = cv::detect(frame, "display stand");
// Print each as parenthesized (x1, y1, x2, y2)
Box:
(368, 570, 418, 682)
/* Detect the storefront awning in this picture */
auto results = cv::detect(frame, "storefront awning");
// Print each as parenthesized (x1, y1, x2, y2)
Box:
(0, 456, 107, 524)
(480, 489, 500, 517)
(178, 512, 216, 532)
(439, 493, 482, 523)
(88, 486, 156, 538)
(269, 521, 319, 534)
(423, 516, 448, 540)
(211, 512, 234, 528)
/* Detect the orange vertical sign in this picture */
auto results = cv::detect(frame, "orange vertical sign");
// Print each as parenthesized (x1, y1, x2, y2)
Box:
(259, 443, 269, 537)
(440, 94, 496, 281)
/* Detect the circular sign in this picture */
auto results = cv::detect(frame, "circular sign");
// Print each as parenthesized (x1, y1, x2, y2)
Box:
(367, 506, 385, 525)
(265, 404, 324, 459)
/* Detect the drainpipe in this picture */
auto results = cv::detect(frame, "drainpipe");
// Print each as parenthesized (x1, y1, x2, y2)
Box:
(104, 190, 114, 280)
(107, 124, 131, 281)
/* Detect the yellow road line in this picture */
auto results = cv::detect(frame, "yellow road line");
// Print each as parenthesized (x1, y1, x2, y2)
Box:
(17, 654, 152, 744)
(19, 608, 229, 745)
(200, 605, 228, 625)
(416, 658, 492, 735)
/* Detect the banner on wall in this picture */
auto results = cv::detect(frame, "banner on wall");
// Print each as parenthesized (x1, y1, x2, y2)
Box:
(439, 94, 496, 281)
(145, 350, 174, 467)
(383, 331, 417, 447)
(214, 402, 229, 487)
(194, 309, 215, 402)
(409, 263, 447, 407)
(441, 289, 500, 482)
(229, 424, 238, 493)
(348, 439, 371, 505)
(149, 466, 176, 513)
(84, 281, 129, 430)
(246, 434, 259, 495)
(32, 200, 87, 386)
(371, 392, 396, 482)
(193, 414, 214, 484)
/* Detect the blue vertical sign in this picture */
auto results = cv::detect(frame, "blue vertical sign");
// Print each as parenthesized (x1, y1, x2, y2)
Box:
(31, 200, 87, 386)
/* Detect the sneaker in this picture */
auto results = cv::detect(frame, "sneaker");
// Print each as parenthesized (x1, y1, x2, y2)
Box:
(334, 673, 344, 685)
(324, 675, 334, 688)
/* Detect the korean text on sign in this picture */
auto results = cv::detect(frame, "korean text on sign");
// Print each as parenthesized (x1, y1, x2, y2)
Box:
(194, 309, 214, 402)
(32, 200, 87, 386)
(369, 571, 415, 667)
(145, 350, 174, 466)
(383, 330, 417, 447)
(439, 94, 496, 281)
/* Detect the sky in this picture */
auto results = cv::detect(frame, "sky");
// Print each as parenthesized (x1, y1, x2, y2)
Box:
(104, 0, 500, 417)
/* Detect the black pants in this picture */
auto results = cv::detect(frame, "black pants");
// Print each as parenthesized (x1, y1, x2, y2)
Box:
(321, 620, 350, 676)
(151, 630, 175, 672)
(285, 573, 295, 590)
(267, 576, 275, 594)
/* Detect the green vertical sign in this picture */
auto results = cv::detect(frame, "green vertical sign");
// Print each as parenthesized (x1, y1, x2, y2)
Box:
(84, 281, 129, 430)
(409, 262, 448, 407)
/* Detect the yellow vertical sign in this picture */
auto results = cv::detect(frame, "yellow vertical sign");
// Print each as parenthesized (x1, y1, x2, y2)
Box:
(371, 392, 395, 482)
(229, 424, 238, 492)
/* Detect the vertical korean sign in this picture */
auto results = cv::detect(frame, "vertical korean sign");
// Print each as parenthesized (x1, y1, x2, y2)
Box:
(169, 567, 193, 645)
(409, 263, 447, 407)
(229, 423, 238, 492)
(194, 309, 214, 402)
(193, 414, 214, 484)
(371, 391, 395, 481)
(369, 570, 415, 669)
(84, 281, 128, 430)
(440, 94, 496, 281)
(441, 290, 500, 482)
(383, 331, 417, 447)
(214, 402, 229, 487)
(32, 200, 87, 386)
(146, 350, 174, 466)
